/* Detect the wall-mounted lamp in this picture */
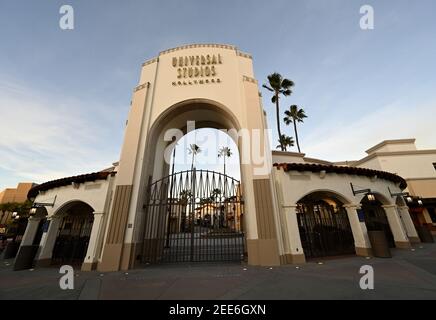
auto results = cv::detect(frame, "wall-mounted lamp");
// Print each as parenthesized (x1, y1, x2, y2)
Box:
(417, 199, 423, 206)
(406, 196, 413, 203)
(366, 193, 376, 202)
(350, 183, 371, 196)
(29, 207, 38, 216)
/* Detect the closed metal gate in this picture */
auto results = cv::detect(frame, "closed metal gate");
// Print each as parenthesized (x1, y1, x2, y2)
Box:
(297, 202, 355, 259)
(142, 169, 246, 263)
(52, 213, 94, 265)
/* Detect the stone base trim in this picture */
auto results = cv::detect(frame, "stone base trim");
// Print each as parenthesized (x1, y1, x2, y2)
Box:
(408, 236, 421, 244)
(35, 258, 52, 267)
(247, 239, 280, 266)
(395, 241, 412, 249)
(280, 253, 306, 265)
(81, 262, 98, 271)
(98, 243, 123, 272)
(355, 247, 373, 257)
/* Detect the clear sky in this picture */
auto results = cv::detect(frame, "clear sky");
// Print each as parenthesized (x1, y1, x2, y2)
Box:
(1, 0, 436, 190)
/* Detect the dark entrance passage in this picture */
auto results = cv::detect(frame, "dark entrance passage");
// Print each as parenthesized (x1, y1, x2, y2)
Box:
(142, 169, 245, 263)
(297, 193, 355, 259)
(52, 202, 94, 266)
(361, 197, 395, 248)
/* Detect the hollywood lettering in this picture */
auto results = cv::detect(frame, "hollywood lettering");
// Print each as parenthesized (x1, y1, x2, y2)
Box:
(172, 54, 223, 79)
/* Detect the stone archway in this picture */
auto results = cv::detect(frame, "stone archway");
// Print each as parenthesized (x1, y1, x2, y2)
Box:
(50, 201, 94, 266)
(296, 191, 355, 259)
(361, 194, 396, 248)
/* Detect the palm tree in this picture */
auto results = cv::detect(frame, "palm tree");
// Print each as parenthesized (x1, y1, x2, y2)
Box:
(276, 134, 294, 152)
(211, 188, 222, 202)
(179, 189, 192, 205)
(218, 147, 232, 177)
(188, 144, 201, 170)
(263, 73, 294, 151)
(284, 105, 307, 153)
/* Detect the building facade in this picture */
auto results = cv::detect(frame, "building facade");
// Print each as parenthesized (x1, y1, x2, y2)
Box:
(337, 139, 436, 228)
(15, 44, 422, 272)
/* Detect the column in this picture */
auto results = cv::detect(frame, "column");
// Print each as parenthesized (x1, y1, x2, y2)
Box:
(19, 217, 42, 246)
(382, 205, 411, 249)
(397, 206, 420, 243)
(13, 217, 43, 270)
(35, 215, 62, 267)
(344, 204, 372, 256)
(82, 212, 105, 271)
(282, 205, 305, 264)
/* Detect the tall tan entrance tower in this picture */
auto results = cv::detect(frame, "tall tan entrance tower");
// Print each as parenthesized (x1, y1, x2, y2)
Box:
(98, 44, 283, 271)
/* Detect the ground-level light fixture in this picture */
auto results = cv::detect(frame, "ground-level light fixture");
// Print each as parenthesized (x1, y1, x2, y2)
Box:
(12, 212, 18, 218)
(29, 207, 38, 216)
(406, 196, 413, 203)
(417, 199, 423, 206)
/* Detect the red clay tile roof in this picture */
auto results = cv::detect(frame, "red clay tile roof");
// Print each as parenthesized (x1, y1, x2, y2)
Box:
(27, 171, 115, 199)
(274, 162, 407, 189)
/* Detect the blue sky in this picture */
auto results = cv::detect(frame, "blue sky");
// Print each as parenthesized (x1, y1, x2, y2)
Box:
(1, 0, 436, 190)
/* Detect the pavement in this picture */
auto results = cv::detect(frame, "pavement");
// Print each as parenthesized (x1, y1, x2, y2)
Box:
(1, 243, 436, 300)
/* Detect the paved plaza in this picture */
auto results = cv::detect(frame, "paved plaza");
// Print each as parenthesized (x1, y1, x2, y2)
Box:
(1, 243, 436, 300)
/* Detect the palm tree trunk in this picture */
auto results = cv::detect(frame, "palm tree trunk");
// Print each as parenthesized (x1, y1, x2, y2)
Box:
(293, 120, 301, 153)
(275, 94, 284, 151)
(191, 153, 195, 170)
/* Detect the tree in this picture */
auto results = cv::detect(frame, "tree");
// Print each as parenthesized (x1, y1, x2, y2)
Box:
(188, 144, 201, 170)
(218, 147, 232, 177)
(284, 105, 307, 153)
(179, 189, 192, 205)
(263, 73, 294, 151)
(211, 188, 222, 202)
(277, 134, 295, 152)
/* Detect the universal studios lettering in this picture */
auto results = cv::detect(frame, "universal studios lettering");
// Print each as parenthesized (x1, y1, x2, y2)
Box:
(171, 54, 223, 86)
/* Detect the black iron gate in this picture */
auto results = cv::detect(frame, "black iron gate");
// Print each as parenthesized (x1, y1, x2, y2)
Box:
(361, 201, 395, 248)
(297, 202, 355, 259)
(52, 213, 94, 265)
(142, 169, 246, 263)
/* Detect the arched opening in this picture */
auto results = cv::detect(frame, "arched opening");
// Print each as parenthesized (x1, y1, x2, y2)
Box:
(296, 191, 355, 259)
(32, 207, 48, 247)
(361, 194, 395, 248)
(142, 127, 245, 263)
(51, 201, 94, 266)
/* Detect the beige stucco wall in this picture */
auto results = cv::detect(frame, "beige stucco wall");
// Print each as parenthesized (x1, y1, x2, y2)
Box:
(407, 178, 436, 198)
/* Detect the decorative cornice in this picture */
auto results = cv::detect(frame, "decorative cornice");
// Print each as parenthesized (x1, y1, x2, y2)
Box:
(142, 58, 158, 67)
(134, 82, 150, 92)
(354, 149, 436, 167)
(366, 139, 416, 154)
(159, 43, 237, 56)
(237, 51, 252, 59)
(242, 75, 257, 84)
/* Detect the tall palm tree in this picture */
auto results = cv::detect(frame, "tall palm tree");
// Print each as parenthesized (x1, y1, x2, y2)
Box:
(263, 73, 294, 151)
(276, 134, 295, 152)
(284, 105, 307, 153)
(218, 146, 232, 177)
(188, 144, 201, 170)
